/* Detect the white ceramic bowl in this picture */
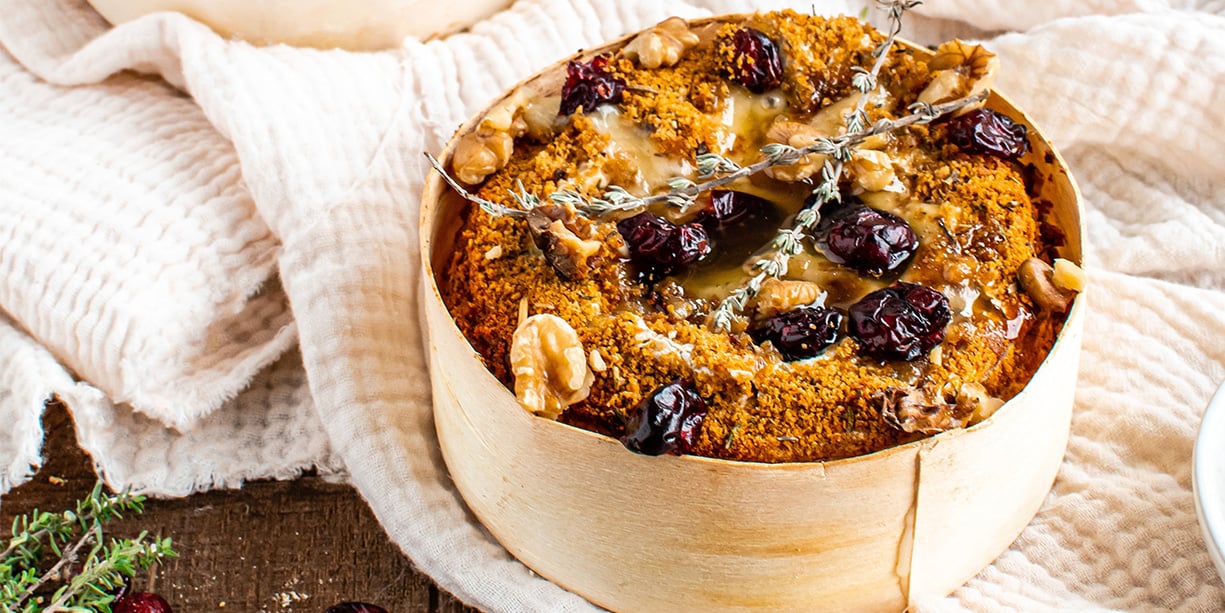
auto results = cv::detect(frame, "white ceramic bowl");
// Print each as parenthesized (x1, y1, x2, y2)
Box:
(1193, 380, 1225, 582)
(87, 0, 512, 50)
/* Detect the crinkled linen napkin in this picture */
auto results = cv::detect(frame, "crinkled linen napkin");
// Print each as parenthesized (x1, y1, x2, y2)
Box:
(1, 0, 1224, 609)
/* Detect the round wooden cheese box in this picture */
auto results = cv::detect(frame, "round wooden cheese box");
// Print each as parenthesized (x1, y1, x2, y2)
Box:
(420, 14, 1084, 612)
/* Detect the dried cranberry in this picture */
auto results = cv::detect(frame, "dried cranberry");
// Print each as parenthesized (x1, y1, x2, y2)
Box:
(750, 306, 844, 361)
(113, 592, 173, 613)
(616, 212, 711, 279)
(945, 108, 1030, 160)
(725, 27, 783, 93)
(325, 603, 389, 613)
(803, 191, 862, 234)
(695, 190, 770, 228)
(824, 206, 918, 277)
(623, 378, 708, 455)
(559, 55, 625, 116)
(848, 283, 951, 362)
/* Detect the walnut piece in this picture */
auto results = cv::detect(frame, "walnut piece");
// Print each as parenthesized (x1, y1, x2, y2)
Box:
(918, 40, 999, 117)
(1052, 258, 1086, 292)
(451, 91, 531, 185)
(1018, 257, 1077, 313)
(510, 314, 595, 420)
(520, 95, 564, 140)
(526, 204, 604, 280)
(479, 89, 530, 136)
(763, 120, 827, 182)
(751, 278, 824, 320)
(452, 130, 513, 185)
(879, 386, 969, 434)
(848, 149, 896, 192)
(625, 17, 700, 69)
(958, 382, 1006, 423)
(763, 100, 893, 184)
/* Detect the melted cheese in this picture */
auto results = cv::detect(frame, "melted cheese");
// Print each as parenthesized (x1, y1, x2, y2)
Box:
(588, 107, 694, 196)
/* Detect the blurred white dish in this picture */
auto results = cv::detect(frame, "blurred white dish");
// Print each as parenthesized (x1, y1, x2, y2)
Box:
(1193, 380, 1225, 582)
(87, 0, 512, 50)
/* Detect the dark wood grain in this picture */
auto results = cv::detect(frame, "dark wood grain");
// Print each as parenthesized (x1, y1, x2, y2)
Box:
(0, 401, 480, 613)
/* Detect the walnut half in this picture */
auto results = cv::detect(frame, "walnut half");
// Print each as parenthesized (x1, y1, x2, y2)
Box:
(879, 385, 970, 434)
(880, 382, 1006, 434)
(848, 149, 896, 192)
(525, 204, 604, 280)
(918, 39, 998, 117)
(451, 92, 530, 185)
(1017, 257, 1078, 313)
(763, 120, 828, 182)
(624, 17, 700, 69)
(510, 314, 595, 420)
(750, 278, 824, 321)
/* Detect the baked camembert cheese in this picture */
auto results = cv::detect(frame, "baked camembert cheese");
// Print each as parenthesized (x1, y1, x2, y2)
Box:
(436, 10, 1082, 463)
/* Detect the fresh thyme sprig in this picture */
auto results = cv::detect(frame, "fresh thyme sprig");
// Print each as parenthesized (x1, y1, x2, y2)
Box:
(847, 0, 920, 133)
(710, 205, 817, 331)
(2, 482, 141, 565)
(425, 153, 530, 219)
(429, 88, 980, 225)
(427, 0, 988, 332)
(40, 531, 175, 613)
(1, 481, 178, 613)
(710, 0, 928, 330)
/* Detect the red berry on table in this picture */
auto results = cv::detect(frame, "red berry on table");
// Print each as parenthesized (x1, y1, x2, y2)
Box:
(324, 603, 389, 613)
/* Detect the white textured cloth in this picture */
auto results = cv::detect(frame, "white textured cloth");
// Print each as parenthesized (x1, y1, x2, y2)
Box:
(0, 0, 1223, 610)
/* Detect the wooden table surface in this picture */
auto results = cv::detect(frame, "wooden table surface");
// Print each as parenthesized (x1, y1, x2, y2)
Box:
(0, 401, 480, 613)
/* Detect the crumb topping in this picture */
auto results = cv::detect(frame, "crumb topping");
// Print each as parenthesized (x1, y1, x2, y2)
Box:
(441, 10, 1068, 463)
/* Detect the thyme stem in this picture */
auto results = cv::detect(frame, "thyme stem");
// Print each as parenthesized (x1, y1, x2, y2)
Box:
(13, 525, 99, 610)
(711, 0, 944, 330)
(426, 0, 989, 332)
(2, 482, 176, 613)
(2, 482, 138, 563)
(709, 159, 844, 331)
(424, 152, 528, 219)
(431, 90, 983, 224)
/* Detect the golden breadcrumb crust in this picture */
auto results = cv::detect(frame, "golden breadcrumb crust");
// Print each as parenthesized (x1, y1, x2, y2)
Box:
(443, 10, 1062, 463)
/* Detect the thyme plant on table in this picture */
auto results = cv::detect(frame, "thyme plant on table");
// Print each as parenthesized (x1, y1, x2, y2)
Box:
(1, 482, 177, 613)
